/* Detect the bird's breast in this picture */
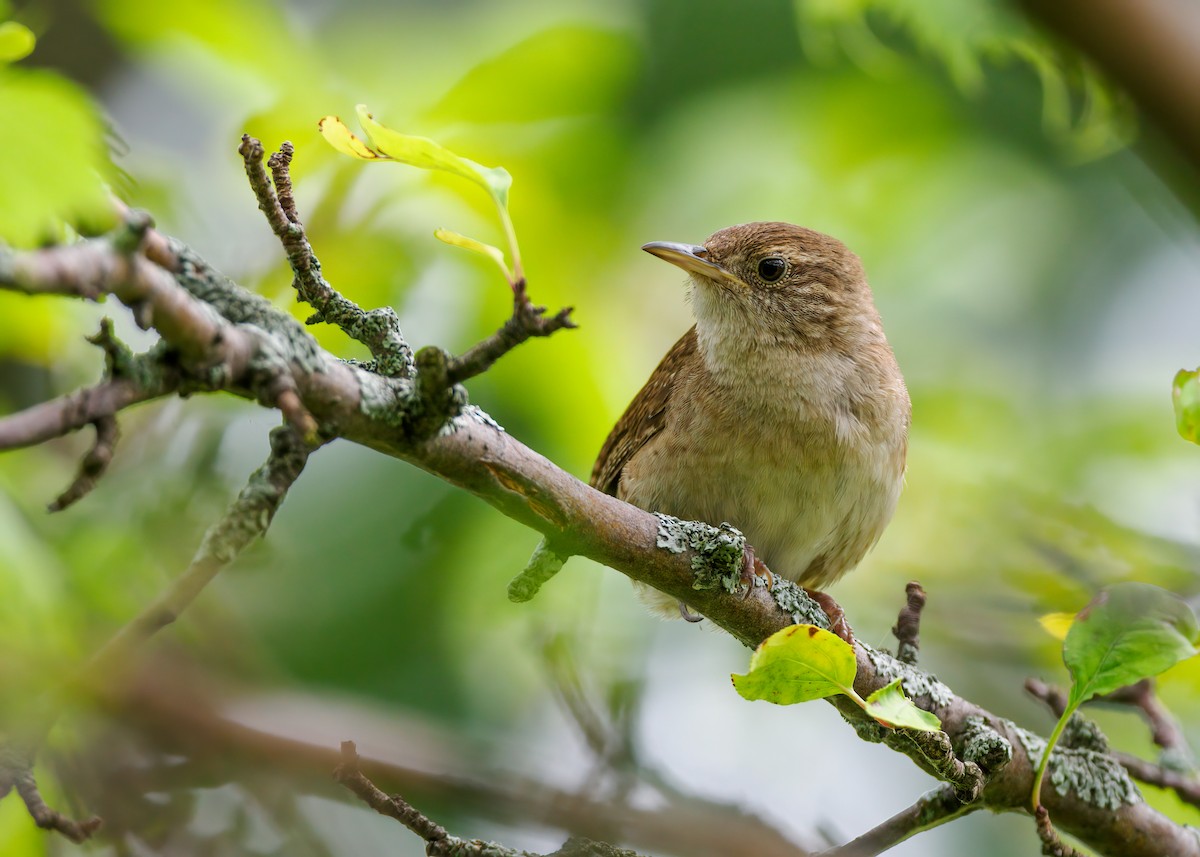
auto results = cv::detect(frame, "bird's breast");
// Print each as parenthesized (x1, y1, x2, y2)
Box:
(619, 342, 906, 586)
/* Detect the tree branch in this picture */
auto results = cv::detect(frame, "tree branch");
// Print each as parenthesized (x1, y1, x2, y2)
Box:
(333, 741, 452, 845)
(0, 368, 173, 452)
(92, 658, 811, 857)
(9, 768, 103, 844)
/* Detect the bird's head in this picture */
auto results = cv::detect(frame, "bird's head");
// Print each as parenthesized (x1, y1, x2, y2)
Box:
(642, 221, 879, 347)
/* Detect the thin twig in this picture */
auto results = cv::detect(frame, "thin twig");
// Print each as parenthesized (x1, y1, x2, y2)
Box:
(542, 635, 616, 764)
(891, 581, 926, 665)
(446, 277, 576, 385)
(334, 741, 541, 857)
(333, 741, 450, 843)
(821, 784, 975, 857)
(267, 142, 300, 224)
(239, 135, 413, 377)
(11, 769, 102, 844)
(48, 416, 118, 511)
(1035, 805, 1086, 857)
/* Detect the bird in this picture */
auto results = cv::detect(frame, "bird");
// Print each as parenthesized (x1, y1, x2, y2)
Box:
(590, 222, 910, 637)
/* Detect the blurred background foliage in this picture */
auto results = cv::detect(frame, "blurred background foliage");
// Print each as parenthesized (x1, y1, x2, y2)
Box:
(1, 0, 1199, 854)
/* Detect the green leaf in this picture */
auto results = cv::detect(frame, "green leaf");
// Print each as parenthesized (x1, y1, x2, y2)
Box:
(1173, 369, 1200, 444)
(428, 25, 637, 123)
(0, 67, 116, 247)
(0, 21, 34, 63)
(1063, 582, 1199, 709)
(732, 624, 856, 704)
(732, 625, 941, 731)
(863, 678, 942, 731)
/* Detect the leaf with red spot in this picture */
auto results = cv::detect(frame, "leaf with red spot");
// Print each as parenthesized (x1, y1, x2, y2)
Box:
(733, 624, 941, 732)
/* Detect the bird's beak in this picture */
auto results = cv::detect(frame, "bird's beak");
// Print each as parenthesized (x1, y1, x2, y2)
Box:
(642, 241, 747, 289)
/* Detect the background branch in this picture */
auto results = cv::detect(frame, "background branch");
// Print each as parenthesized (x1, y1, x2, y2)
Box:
(1018, 0, 1200, 171)
(820, 784, 975, 857)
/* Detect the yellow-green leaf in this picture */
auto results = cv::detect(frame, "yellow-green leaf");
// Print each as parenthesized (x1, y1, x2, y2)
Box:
(354, 105, 512, 206)
(0, 21, 34, 63)
(863, 678, 942, 731)
(1173, 369, 1200, 444)
(732, 624, 856, 705)
(1039, 611, 1074, 640)
(434, 228, 509, 280)
(317, 114, 381, 160)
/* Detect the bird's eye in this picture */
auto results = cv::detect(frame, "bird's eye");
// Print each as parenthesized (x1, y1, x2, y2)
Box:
(757, 257, 787, 283)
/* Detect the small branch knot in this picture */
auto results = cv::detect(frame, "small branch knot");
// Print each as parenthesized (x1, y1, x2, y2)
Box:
(892, 581, 926, 665)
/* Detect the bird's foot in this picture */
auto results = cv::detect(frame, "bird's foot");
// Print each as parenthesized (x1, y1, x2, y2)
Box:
(803, 588, 855, 646)
(739, 546, 774, 599)
(677, 600, 704, 623)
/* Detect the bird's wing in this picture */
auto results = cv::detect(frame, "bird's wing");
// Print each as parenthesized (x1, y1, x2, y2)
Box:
(590, 325, 699, 496)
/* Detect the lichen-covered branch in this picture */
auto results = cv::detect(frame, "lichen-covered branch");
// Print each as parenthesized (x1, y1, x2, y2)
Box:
(0, 367, 171, 453)
(1026, 677, 1200, 809)
(2, 243, 250, 372)
(395, 415, 1200, 857)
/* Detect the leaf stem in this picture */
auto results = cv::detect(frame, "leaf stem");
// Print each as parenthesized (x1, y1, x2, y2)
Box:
(496, 202, 523, 284)
(1032, 700, 1077, 810)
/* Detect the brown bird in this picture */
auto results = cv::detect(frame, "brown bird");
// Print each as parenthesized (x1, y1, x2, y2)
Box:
(591, 222, 910, 635)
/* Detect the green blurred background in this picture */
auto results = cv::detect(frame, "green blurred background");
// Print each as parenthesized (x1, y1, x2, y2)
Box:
(1, 0, 1199, 854)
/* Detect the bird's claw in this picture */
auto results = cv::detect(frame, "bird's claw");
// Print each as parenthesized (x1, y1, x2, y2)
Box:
(804, 587, 855, 646)
(739, 546, 774, 599)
